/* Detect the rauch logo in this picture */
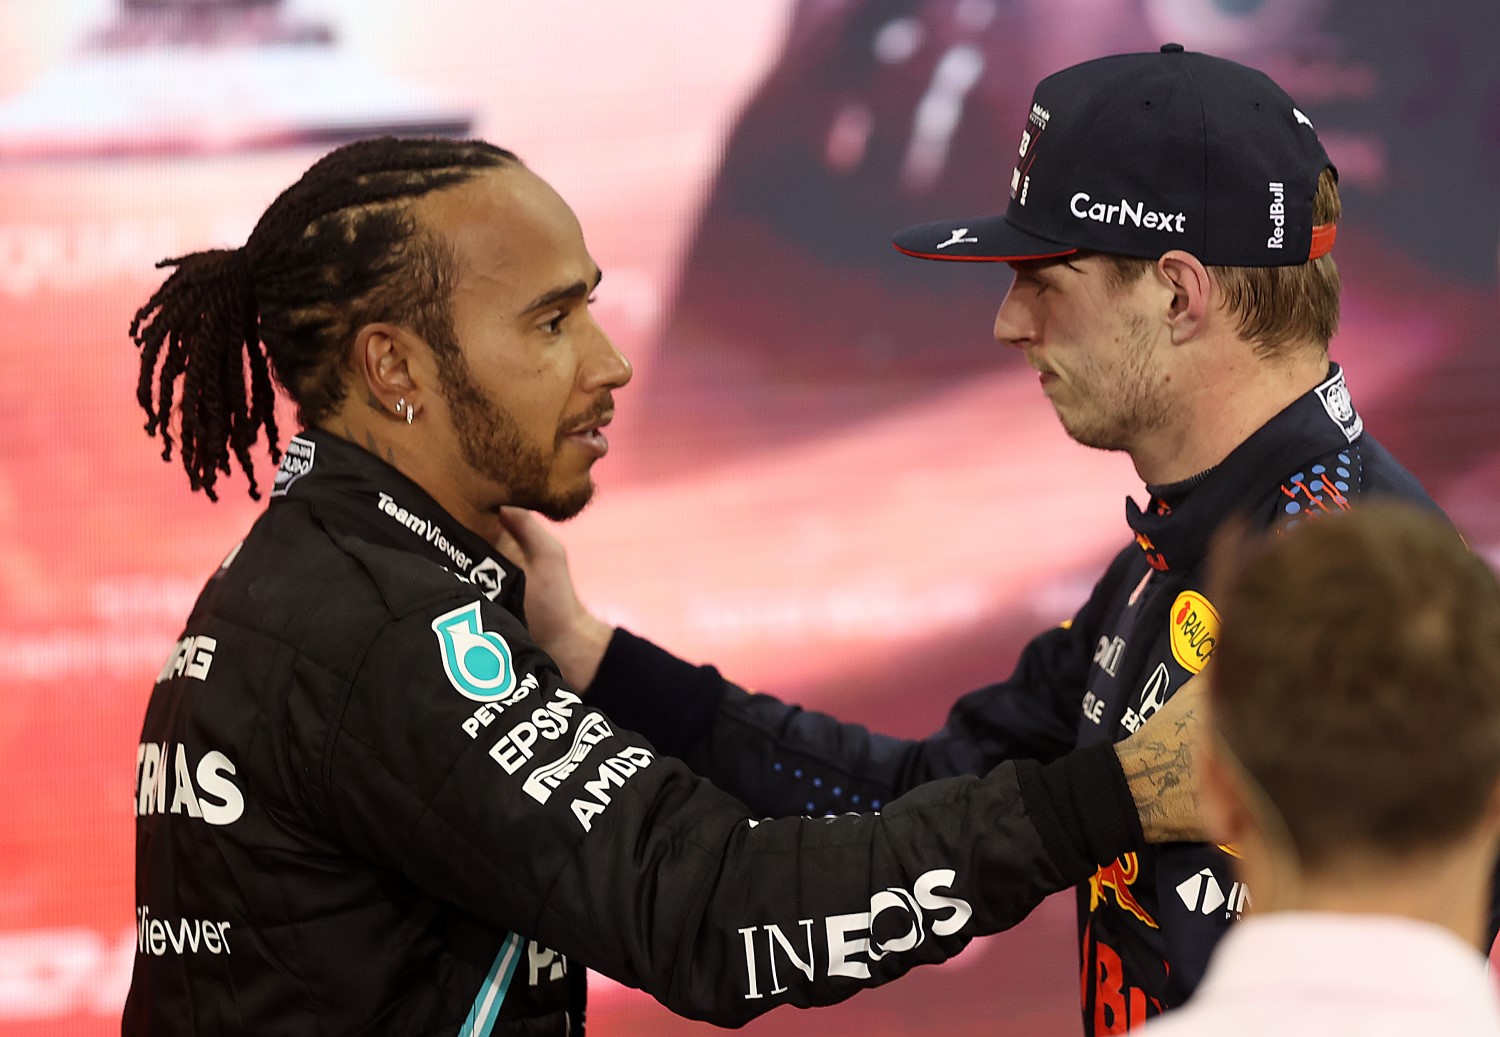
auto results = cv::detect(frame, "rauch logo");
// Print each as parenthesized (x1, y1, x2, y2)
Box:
(1168, 590, 1219, 674)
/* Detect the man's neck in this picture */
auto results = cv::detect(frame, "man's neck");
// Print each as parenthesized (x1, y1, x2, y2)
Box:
(1130, 342, 1328, 485)
(317, 414, 503, 544)
(1241, 842, 1496, 952)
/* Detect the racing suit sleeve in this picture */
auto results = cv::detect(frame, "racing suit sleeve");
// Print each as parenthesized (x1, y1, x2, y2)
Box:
(587, 552, 1133, 819)
(325, 591, 1141, 1026)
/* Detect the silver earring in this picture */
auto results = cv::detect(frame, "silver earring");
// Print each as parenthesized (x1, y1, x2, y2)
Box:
(395, 397, 415, 425)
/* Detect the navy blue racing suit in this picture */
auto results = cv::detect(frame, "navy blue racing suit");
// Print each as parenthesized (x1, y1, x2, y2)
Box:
(586, 364, 1490, 1033)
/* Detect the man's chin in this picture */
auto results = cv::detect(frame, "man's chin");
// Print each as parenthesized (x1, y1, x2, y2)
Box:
(530, 482, 595, 523)
(1058, 416, 1120, 453)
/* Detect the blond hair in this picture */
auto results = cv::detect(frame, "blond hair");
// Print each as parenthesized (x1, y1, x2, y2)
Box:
(1102, 168, 1341, 358)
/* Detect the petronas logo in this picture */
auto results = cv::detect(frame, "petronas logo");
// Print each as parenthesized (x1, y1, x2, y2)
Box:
(431, 602, 516, 701)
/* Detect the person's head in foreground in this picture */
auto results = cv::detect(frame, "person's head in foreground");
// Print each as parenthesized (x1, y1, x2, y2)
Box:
(1204, 502, 1500, 943)
(894, 44, 1341, 485)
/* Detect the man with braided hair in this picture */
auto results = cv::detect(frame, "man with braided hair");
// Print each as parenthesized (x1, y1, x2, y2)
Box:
(124, 135, 1204, 1035)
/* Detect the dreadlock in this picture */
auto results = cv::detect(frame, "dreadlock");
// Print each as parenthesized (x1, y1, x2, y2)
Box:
(130, 136, 518, 500)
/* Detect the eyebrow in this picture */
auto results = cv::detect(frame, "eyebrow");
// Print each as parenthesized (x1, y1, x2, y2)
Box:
(1008, 257, 1079, 286)
(1012, 256, 1077, 273)
(519, 268, 603, 317)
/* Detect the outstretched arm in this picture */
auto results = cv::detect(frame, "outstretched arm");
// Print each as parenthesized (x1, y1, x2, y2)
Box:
(1116, 673, 1203, 843)
(335, 586, 1152, 1027)
(495, 507, 1206, 845)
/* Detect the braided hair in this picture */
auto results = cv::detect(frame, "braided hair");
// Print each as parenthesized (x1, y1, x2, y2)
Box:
(130, 136, 518, 499)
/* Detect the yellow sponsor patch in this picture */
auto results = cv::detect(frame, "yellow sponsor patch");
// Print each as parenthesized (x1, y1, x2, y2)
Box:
(1168, 590, 1220, 674)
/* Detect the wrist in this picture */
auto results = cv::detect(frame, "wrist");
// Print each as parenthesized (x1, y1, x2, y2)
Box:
(1115, 737, 1202, 843)
(552, 612, 612, 690)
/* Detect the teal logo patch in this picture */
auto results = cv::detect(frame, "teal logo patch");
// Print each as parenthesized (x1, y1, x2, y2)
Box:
(432, 602, 517, 701)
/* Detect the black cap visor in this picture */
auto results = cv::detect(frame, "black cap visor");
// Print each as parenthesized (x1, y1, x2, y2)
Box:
(891, 213, 1077, 262)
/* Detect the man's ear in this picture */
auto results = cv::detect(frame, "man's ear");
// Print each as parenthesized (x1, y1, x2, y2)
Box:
(353, 322, 420, 417)
(1156, 250, 1212, 345)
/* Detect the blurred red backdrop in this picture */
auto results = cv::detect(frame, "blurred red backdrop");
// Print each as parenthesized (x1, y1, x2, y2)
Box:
(1, 1, 1497, 1034)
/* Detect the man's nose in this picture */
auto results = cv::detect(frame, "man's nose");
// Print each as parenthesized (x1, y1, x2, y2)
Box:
(583, 322, 633, 391)
(992, 284, 1033, 351)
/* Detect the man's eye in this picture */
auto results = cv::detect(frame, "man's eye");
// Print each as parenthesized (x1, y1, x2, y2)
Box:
(542, 313, 565, 334)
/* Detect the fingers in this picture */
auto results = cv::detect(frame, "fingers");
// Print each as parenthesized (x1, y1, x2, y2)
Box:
(493, 507, 559, 566)
(488, 507, 527, 560)
(490, 525, 523, 562)
(496, 505, 538, 544)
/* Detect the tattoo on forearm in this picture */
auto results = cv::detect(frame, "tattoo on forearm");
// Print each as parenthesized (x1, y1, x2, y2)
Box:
(1120, 705, 1198, 841)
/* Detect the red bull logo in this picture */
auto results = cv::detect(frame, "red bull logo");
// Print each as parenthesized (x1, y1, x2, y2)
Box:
(1087, 853, 1159, 929)
(1081, 920, 1166, 1034)
(1134, 532, 1168, 572)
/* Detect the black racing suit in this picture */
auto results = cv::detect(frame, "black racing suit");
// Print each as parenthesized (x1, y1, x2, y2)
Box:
(585, 364, 1490, 1034)
(124, 428, 1146, 1036)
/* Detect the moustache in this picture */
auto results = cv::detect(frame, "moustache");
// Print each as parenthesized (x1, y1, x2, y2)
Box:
(559, 395, 615, 437)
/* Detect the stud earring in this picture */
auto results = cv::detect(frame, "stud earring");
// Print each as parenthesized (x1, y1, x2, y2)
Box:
(395, 397, 415, 425)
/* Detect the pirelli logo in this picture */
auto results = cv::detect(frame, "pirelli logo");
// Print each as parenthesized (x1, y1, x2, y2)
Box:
(522, 713, 613, 804)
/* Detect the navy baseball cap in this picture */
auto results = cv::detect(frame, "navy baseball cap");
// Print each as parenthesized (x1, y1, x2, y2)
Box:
(892, 44, 1337, 267)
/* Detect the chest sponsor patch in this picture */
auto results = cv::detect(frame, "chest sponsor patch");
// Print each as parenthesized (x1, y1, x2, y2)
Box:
(1120, 663, 1172, 734)
(1168, 590, 1219, 674)
(135, 743, 244, 825)
(1093, 635, 1125, 677)
(468, 556, 505, 601)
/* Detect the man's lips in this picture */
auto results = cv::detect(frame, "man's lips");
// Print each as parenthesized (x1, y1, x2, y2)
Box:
(1024, 353, 1057, 386)
(564, 410, 612, 435)
(564, 412, 613, 456)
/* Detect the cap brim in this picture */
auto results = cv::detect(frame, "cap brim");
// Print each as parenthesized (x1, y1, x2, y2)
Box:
(891, 213, 1077, 262)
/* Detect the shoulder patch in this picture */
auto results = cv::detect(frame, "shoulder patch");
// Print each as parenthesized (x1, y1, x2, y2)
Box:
(432, 601, 518, 701)
(1313, 367, 1364, 443)
(272, 434, 317, 497)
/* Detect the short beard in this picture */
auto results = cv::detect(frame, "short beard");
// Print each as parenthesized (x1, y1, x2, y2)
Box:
(1061, 313, 1171, 452)
(434, 346, 594, 522)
